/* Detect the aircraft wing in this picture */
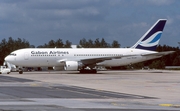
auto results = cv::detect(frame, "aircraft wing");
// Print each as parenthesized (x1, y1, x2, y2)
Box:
(80, 56, 122, 65)
(57, 56, 123, 65)
(141, 51, 175, 57)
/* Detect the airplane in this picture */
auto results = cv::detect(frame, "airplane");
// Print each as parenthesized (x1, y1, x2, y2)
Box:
(4, 19, 174, 74)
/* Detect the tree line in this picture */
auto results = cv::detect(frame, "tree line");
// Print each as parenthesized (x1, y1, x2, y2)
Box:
(0, 37, 179, 69)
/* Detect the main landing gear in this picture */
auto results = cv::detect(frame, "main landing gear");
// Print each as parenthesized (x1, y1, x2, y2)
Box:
(19, 68, 23, 74)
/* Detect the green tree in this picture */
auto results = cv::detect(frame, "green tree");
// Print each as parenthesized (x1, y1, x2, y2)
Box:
(149, 60, 165, 69)
(172, 56, 180, 66)
(111, 40, 120, 48)
(48, 40, 56, 48)
(55, 39, 64, 48)
(94, 38, 101, 48)
(0, 37, 30, 64)
(64, 40, 72, 48)
(100, 38, 110, 48)
(38, 39, 71, 48)
(78, 38, 121, 48)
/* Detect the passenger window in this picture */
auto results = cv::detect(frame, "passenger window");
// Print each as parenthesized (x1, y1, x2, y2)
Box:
(10, 53, 16, 56)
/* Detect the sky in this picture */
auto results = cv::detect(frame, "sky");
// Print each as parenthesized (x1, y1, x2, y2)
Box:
(0, 0, 180, 47)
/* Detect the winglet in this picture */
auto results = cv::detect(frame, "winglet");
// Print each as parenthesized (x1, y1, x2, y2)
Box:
(131, 19, 167, 51)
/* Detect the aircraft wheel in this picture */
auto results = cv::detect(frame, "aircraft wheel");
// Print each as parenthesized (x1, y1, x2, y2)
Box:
(19, 70, 23, 74)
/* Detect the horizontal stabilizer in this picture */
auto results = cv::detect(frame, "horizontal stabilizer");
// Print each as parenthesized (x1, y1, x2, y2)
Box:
(142, 51, 175, 56)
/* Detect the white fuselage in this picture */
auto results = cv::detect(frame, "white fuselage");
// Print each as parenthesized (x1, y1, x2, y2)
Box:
(5, 48, 159, 67)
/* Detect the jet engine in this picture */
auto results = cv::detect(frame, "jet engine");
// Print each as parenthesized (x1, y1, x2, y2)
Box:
(64, 61, 84, 71)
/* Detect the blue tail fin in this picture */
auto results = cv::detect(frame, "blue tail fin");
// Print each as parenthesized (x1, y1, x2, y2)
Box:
(131, 19, 167, 51)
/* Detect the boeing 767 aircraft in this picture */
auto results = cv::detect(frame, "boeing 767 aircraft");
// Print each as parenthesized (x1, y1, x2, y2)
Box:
(5, 19, 174, 74)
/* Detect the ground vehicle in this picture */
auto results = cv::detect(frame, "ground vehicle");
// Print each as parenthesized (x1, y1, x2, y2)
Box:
(0, 66, 11, 74)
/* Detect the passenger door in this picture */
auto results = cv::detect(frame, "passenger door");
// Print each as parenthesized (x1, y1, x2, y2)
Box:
(24, 52, 29, 60)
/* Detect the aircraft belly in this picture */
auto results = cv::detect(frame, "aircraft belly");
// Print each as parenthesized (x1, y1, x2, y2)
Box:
(98, 56, 145, 67)
(98, 59, 126, 66)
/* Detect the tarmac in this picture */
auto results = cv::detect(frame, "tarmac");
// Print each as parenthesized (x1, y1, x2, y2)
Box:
(0, 70, 180, 111)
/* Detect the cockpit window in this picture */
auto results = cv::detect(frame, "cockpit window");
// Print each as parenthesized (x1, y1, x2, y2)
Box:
(9, 53, 16, 56)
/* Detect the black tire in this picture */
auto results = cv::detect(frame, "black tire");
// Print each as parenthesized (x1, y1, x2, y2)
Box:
(19, 71, 23, 74)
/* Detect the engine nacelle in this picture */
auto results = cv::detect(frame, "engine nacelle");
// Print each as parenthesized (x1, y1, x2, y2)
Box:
(64, 61, 83, 71)
(53, 66, 64, 71)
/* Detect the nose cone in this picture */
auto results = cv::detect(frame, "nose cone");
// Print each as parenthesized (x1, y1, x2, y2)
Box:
(4, 56, 13, 63)
(5, 56, 10, 62)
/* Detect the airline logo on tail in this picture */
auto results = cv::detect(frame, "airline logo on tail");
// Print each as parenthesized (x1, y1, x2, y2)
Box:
(132, 19, 167, 51)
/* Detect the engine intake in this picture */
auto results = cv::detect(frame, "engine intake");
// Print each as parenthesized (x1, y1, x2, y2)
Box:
(64, 61, 84, 71)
